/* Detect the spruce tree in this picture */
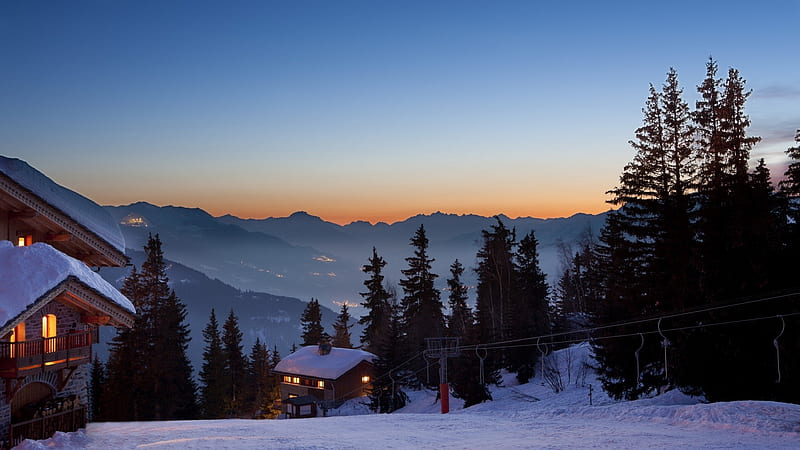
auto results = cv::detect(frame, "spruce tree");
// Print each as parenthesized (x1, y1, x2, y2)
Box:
(222, 309, 247, 417)
(399, 225, 445, 387)
(445, 259, 472, 338)
(199, 309, 226, 419)
(247, 338, 277, 418)
(104, 234, 197, 420)
(89, 355, 106, 421)
(300, 298, 327, 346)
(359, 247, 391, 354)
(368, 293, 408, 413)
(332, 303, 354, 348)
(507, 230, 551, 383)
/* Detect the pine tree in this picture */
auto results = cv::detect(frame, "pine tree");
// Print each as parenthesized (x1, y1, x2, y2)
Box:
(199, 309, 226, 419)
(368, 293, 408, 413)
(89, 355, 106, 421)
(507, 230, 551, 383)
(332, 303, 354, 348)
(445, 259, 472, 338)
(300, 298, 327, 346)
(104, 234, 197, 420)
(473, 217, 513, 385)
(359, 247, 391, 354)
(399, 225, 445, 387)
(222, 309, 247, 417)
(247, 338, 278, 418)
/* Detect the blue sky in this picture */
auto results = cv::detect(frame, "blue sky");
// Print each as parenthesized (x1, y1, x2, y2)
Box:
(1, 0, 798, 224)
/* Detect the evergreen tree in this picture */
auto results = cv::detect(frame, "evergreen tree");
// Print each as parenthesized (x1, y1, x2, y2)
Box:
(300, 298, 327, 346)
(368, 292, 408, 413)
(507, 230, 551, 383)
(445, 259, 473, 338)
(472, 217, 513, 386)
(104, 234, 197, 420)
(222, 309, 247, 417)
(271, 345, 282, 367)
(399, 225, 445, 387)
(332, 303, 354, 348)
(247, 338, 278, 418)
(359, 247, 391, 354)
(199, 309, 226, 419)
(89, 355, 106, 421)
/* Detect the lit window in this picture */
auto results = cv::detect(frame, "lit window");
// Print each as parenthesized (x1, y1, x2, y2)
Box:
(361, 375, 370, 384)
(43, 314, 57, 352)
(317, 380, 325, 389)
(292, 377, 300, 384)
(283, 375, 291, 383)
(10, 323, 25, 357)
(17, 235, 32, 247)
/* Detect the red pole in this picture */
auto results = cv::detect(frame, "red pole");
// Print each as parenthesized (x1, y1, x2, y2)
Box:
(440, 383, 449, 414)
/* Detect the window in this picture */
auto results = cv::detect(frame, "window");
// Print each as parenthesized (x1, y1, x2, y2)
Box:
(292, 376, 300, 384)
(17, 235, 32, 247)
(42, 314, 57, 352)
(361, 375, 370, 384)
(317, 380, 325, 389)
(283, 375, 291, 383)
(10, 323, 25, 357)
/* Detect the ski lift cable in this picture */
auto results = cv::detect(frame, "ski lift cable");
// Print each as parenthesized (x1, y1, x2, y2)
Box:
(461, 290, 800, 349)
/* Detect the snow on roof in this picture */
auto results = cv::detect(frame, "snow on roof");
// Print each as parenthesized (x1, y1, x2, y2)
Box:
(274, 345, 375, 380)
(0, 156, 125, 253)
(0, 241, 135, 329)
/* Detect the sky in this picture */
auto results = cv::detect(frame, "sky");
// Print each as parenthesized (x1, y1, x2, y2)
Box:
(1, 1, 798, 225)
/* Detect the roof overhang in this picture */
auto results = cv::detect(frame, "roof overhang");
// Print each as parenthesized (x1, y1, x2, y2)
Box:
(0, 276, 135, 337)
(0, 172, 127, 267)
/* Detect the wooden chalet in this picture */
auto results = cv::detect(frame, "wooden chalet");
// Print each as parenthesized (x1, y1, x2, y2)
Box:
(0, 156, 135, 447)
(273, 344, 375, 418)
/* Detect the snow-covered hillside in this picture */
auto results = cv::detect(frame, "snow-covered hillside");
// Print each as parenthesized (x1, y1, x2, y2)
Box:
(18, 344, 800, 449)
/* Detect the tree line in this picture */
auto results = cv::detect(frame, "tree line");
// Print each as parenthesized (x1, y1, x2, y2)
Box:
(552, 59, 800, 404)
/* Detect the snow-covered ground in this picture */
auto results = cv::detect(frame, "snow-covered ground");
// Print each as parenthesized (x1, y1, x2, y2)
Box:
(18, 344, 800, 449)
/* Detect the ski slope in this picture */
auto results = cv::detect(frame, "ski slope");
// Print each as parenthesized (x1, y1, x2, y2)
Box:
(18, 344, 800, 449)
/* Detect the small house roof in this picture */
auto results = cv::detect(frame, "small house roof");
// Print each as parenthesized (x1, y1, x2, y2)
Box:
(284, 395, 319, 406)
(274, 345, 375, 380)
(0, 156, 125, 254)
(0, 241, 135, 333)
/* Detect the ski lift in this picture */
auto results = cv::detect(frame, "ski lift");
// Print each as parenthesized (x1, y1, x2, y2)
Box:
(475, 345, 488, 386)
(774, 315, 785, 384)
(658, 317, 670, 381)
(634, 333, 644, 388)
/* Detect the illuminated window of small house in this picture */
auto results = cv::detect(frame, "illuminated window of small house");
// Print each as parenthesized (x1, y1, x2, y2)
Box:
(317, 380, 325, 389)
(42, 314, 57, 352)
(10, 323, 25, 357)
(292, 376, 300, 384)
(361, 375, 370, 384)
(283, 375, 291, 383)
(17, 235, 32, 247)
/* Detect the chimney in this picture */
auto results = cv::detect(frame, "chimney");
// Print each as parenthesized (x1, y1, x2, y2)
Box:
(318, 341, 332, 356)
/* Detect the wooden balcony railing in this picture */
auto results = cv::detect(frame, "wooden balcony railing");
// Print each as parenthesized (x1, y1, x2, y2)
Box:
(0, 330, 96, 378)
(8, 405, 87, 447)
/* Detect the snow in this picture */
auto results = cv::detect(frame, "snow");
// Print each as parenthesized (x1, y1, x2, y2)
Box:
(273, 345, 375, 380)
(0, 156, 125, 253)
(0, 241, 135, 329)
(16, 343, 800, 449)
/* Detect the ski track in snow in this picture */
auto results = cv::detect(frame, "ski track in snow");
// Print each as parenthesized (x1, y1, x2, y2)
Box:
(17, 344, 800, 449)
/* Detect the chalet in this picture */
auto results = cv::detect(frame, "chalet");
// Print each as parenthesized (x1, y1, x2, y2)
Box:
(273, 344, 375, 418)
(0, 156, 135, 447)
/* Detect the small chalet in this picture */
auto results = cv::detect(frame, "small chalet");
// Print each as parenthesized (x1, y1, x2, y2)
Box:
(0, 156, 135, 447)
(273, 344, 375, 418)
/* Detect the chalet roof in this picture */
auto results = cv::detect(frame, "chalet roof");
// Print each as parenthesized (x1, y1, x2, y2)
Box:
(0, 241, 135, 333)
(0, 156, 125, 253)
(274, 345, 375, 380)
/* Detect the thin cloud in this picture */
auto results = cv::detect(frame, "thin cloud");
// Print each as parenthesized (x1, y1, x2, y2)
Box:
(752, 85, 800, 100)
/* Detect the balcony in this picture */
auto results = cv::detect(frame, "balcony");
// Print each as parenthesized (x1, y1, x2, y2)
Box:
(0, 329, 96, 378)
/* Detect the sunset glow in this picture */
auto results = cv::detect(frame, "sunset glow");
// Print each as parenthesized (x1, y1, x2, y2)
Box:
(1, 1, 797, 224)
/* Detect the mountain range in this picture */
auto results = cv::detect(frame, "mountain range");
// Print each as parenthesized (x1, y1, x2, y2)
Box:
(100, 202, 609, 369)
